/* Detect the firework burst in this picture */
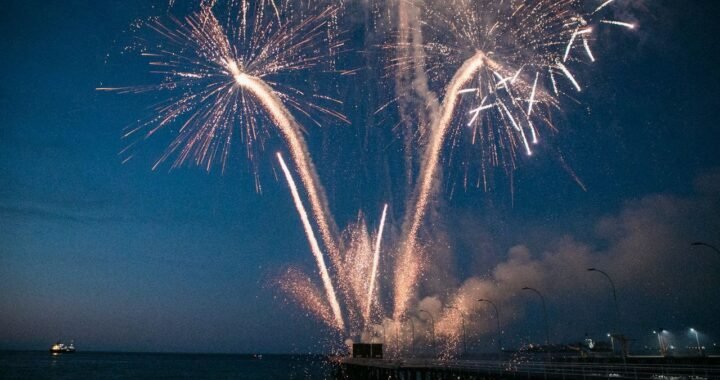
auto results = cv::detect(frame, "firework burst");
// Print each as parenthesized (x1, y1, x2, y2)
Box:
(391, 0, 635, 321)
(102, 2, 346, 171)
(100, 0, 347, 275)
(105, 0, 638, 355)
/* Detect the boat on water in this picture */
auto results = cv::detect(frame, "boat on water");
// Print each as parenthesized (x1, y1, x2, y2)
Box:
(50, 340, 75, 353)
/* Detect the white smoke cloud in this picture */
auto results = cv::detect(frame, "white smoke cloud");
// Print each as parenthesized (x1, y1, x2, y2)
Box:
(401, 169, 720, 354)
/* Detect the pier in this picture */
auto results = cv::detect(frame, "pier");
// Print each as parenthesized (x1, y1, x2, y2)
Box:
(336, 356, 720, 379)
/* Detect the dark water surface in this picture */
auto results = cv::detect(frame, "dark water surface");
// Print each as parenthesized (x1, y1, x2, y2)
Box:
(0, 351, 335, 379)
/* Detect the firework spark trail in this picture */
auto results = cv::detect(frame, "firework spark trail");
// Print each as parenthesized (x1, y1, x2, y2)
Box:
(527, 72, 539, 116)
(394, 51, 487, 320)
(365, 203, 389, 323)
(556, 62, 582, 92)
(233, 71, 341, 267)
(394, 0, 443, 192)
(594, 0, 615, 14)
(600, 20, 636, 29)
(583, 36, 596, 62)
(277, 152, 344, 330)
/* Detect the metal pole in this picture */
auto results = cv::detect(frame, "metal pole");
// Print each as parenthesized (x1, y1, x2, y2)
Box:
(478, 299, 502, 358)
(522, 287, 550, 346)
(419, 310, 436, 357)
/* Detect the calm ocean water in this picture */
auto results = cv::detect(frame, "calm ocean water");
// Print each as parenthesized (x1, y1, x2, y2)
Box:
(0, 351, 336, 379)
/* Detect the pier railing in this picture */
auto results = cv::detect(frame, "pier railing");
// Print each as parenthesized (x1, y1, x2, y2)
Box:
(340, 357, 720, 379)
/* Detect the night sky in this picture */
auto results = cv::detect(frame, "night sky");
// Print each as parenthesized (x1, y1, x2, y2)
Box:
(2, 0, 720, 354)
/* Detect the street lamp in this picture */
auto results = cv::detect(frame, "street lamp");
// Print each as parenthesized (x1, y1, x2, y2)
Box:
(381, 321, 387, 347)
(607, 333, 615, 352)
(654, 329, 668, 357)
(419, 309, 436, 357)
(691, 242, 720, 255)
(403, 315, 416, 357)
(690, 328, 703, 357)
(587, 268, 622, 355)
(478, 299, 502, 357)
(395, 321, 400, 357)
(445, 306, 467, 357)
(522, 287, 550, 346)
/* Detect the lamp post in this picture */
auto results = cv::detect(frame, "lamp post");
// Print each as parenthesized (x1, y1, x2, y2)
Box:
(691, 241, 720, 255)
(395, 321, 400, 357)
(364, 325, 373, 343)
(690, 328, 703, 357)
(587, 268, 622, 355)
(445, 306, 467, 357)
(404, 315, 416, 357)
(478, 299, 502, 357)
(522, 287, 550, 346)
(382, 321, 387, 346)
(654, 329, 667, 357)
(419, 309, 436, 357)
(607, 333, 615, 352)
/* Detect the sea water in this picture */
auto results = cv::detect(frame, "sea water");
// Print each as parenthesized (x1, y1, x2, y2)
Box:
(0, 351, 335, 379)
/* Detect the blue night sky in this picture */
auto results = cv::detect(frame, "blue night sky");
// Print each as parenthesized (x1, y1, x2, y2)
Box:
(1, 0, 720, 354)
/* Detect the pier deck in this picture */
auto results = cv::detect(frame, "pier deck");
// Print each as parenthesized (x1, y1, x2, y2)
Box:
(336, 356, 720, 379)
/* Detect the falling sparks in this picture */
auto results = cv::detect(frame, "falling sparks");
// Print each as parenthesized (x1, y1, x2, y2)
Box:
(277, 267, 336, 330)
(557, 62, 582, 92)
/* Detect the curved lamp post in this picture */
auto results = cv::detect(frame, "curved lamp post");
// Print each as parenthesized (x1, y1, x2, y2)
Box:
(522, 287, 550, 346)
(691, 241, 720, 255)
(419, 309, 436, 357)
(690, 328, 703, 357)
(403, 315, 416, 357)
(654, 329, 668, 357)
(587, 268, 622, 355)
(478, 298, 502, 357)
(382, 321, 387, 346)
(445, 306, 467, 357)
